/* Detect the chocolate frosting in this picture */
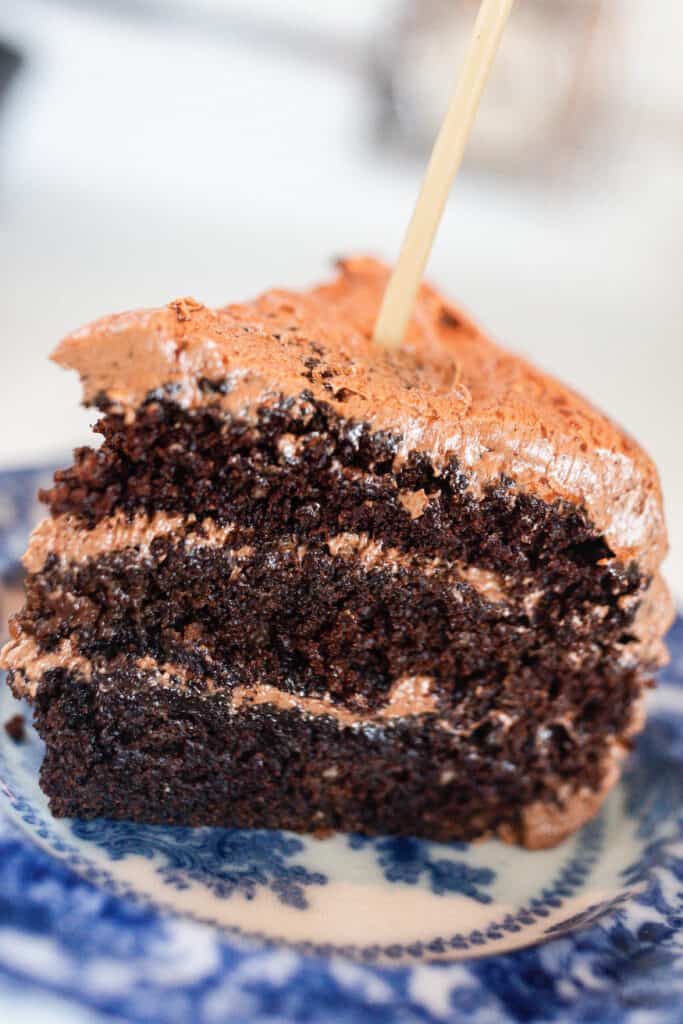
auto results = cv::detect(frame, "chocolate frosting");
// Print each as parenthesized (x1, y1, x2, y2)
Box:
(53, 256, 668, 573)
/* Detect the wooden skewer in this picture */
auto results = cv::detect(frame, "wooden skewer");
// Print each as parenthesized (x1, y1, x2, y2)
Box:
(373, 0, 515, 350)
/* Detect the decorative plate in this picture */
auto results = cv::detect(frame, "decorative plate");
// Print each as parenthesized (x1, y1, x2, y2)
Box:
(1, 466, 682, 1024)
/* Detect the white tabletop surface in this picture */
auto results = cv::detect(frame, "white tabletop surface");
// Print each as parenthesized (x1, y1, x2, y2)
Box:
(0, 0, 681, 599)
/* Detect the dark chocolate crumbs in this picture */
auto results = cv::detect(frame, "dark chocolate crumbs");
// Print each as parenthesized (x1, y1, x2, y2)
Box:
(4, 714, 25, 743)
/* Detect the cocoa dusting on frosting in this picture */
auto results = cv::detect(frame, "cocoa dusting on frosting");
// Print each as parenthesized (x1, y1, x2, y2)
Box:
(53, 257, 667, 574)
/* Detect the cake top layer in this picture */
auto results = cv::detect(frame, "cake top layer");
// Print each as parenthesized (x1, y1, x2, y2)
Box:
(54, 256, 666, 572)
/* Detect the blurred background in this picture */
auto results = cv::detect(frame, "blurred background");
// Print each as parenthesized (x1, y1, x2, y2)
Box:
(0, 0, 681, 597)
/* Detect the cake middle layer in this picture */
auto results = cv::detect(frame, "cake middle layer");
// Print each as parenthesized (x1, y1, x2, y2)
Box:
(15, 509, 644, 708)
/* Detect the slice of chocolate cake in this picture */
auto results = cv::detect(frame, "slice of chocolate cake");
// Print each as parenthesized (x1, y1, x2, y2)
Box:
(1, 257, 673, 848)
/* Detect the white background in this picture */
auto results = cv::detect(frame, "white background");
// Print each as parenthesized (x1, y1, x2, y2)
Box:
(0, 0, 681, 598)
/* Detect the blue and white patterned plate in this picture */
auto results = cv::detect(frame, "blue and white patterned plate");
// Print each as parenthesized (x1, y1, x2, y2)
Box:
(1, 466, 682, 1024)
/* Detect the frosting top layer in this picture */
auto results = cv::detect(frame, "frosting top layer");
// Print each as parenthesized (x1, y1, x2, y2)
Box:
(53, 256, 667, 572)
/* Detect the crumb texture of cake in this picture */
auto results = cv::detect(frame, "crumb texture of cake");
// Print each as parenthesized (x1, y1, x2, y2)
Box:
(1, 257, 673, 849)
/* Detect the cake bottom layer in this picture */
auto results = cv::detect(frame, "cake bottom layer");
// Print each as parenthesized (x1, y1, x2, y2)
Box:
(31, 669, 636, 849)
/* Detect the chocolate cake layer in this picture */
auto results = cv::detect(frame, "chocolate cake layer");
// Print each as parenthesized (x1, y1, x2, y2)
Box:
(1, 257, 672, 848)
(13, 533, 646, 708)
(43, 395, 625, 583)
(31, 659, 639, 848)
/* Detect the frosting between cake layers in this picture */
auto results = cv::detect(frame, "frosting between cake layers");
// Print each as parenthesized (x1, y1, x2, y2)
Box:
(3, 632, 653, 833)
(22, 511, 511, 604)
(2, 630, 440, 725)
(230, 675, 438, 725)
(1, 634, 92, 691)
(22, 511, 198, 573)
(51, 256, 668, 574)
(326, 531, 507, 603)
